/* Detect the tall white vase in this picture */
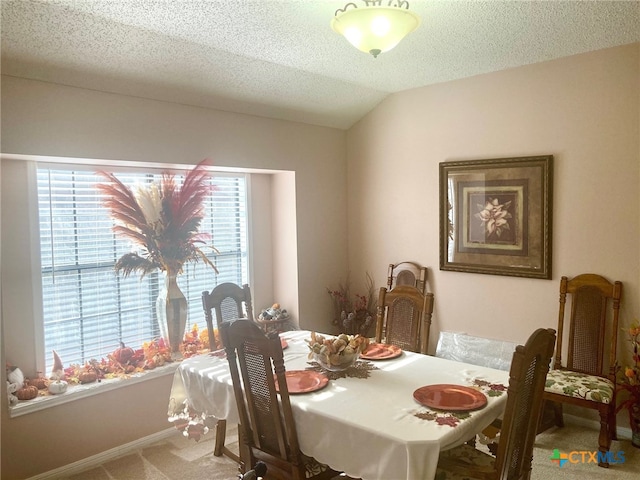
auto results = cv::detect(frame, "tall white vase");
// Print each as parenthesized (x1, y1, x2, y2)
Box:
(156, 269, 187, 359)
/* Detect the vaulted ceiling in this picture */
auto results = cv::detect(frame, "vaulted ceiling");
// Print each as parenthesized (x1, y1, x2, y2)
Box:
(2, 0, 639, 129)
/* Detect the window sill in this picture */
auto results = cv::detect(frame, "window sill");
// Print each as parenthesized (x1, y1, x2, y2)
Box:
(8, 363, 179, 418)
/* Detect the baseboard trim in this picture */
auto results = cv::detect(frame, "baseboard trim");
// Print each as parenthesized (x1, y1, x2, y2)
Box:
(27, 427, 178, 480)
(563, 412, 632, 441)
(28, 413, 632, 479)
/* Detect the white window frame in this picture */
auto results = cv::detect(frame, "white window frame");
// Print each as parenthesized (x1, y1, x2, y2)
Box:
(1, 156, 259, 416)
(36, 164, 249, 372)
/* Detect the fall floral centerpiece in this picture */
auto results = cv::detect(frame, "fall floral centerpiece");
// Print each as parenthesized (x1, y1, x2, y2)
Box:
(97, 159, 217, 277)
(97, 160, 218, 357)
(306, 332, 369, 372)
(616, 320, 640, 447)
(327, 273, 377, 336)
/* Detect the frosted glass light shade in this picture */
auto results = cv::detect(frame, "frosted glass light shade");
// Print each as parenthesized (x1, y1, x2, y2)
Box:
(331, 6, 420, 58)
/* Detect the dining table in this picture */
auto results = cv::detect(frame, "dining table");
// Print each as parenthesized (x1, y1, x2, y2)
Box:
(168, 329, 511, 480)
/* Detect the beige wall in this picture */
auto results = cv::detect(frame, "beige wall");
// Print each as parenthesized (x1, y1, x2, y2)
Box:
(0, 76, 347, 478)
(1, 76, 348, 331)
(347, 41, 639, 419)
(1, 99, 5, 477)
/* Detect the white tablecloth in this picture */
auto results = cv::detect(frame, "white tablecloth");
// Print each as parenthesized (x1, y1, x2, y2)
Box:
(168, 330, 510, 480)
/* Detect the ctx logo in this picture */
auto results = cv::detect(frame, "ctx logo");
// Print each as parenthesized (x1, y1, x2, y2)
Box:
(550, 448, 625, 466)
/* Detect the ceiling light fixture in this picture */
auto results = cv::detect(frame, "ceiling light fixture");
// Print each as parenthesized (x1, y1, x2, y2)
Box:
(331, 1, 420, 58)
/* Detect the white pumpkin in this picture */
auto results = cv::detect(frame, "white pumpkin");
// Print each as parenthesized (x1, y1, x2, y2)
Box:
(48, 380, 68, 395)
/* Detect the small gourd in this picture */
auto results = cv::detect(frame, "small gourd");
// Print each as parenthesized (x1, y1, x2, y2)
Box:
(112, 341, 135, 365)
(16, 382, 38, 400)
(48, 380, 68, 395)
(78, 370, 98, 384)
(28, 374, 48, 390)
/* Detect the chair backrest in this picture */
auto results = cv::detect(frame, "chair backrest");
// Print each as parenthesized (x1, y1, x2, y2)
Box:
(495, 328, 556, 479)
(554, 274, 622, 379)
(375, 285, 434, 354)
(202, 282, 254, 350)
(387, 262, 428, 293)
(220, 319, 306, 480)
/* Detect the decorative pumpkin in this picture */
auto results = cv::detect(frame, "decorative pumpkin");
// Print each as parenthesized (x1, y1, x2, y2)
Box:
(78, 370, 98, 384)
(16, 382, 38, 400)
(28, 377, 48, 390)
(113, 341, 135, 365)
(48, 380, 68, 395)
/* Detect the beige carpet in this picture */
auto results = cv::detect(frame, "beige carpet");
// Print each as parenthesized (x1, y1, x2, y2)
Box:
(60, 423, 639, 480)
(525, 424, 639, 480)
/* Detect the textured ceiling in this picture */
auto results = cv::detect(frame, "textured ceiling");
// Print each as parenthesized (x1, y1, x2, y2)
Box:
(2, 0, 639, 129)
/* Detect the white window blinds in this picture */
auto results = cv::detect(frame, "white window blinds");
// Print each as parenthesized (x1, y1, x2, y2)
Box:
(37, 166, 248, 372)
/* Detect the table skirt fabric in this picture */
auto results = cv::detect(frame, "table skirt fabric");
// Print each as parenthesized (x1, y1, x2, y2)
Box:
(168, 330, 510, 480)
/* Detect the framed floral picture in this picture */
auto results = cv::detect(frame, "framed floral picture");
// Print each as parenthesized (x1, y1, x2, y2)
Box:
(439, 155, 553, 279)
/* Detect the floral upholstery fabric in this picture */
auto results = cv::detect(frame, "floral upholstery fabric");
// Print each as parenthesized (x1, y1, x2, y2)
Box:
(435, 443, 495, 480)
(544, 370, 614, 404)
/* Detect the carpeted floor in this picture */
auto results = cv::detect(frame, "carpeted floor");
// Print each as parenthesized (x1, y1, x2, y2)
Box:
(525, 424, 639, 480)
(60, 422, 639, 480)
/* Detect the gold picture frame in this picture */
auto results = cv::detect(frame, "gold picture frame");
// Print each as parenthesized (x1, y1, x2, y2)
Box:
(439, 155, 553, 279)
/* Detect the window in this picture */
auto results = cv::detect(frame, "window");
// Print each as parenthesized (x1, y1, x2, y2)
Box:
(37, 165, 248, 372)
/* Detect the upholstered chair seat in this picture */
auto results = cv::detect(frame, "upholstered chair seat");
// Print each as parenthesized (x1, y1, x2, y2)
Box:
(545, 369, 614, 404)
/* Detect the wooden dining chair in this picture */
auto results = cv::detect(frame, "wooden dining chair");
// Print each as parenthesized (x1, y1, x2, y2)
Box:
(202, 282, 254, 351)
(201, 282, 254, 462)
(542, 273, 622, 467)
(219, 319, 341, 480)
(435, 328, 556, 480)
(387, 261, 428, 293)
(375, 284, 434, 354)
